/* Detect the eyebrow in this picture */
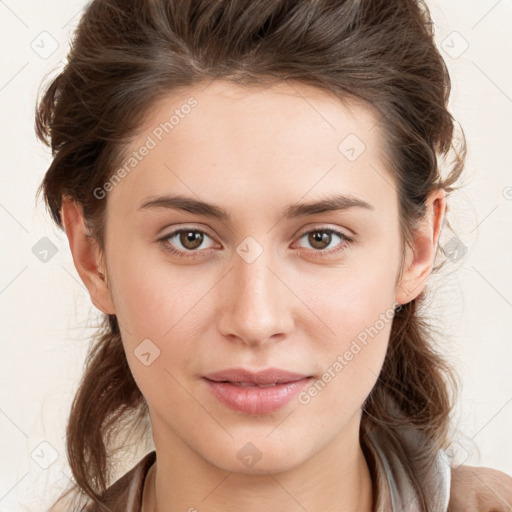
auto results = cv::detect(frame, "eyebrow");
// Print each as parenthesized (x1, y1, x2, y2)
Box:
(138, 193, 374, 221)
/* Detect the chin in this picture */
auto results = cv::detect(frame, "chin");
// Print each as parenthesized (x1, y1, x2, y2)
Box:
(204, 438, 307, 475)
(219, 456, 301, 476)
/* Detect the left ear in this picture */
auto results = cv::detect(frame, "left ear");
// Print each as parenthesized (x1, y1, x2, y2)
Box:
(395, 188, 446, 305)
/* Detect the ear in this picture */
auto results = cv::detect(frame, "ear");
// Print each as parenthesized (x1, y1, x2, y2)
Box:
(395, 188, 446, 305)
(60, 197, 116, 315)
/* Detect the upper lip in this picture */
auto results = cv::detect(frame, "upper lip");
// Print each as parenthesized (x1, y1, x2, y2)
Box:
(203, 368, 311, 385)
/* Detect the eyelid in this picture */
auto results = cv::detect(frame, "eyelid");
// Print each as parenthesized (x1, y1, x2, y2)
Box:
(294, 224, 353, 241)
(158, 223, 217, 239)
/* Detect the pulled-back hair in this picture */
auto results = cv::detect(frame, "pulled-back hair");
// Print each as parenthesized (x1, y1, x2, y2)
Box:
(35, 0, 466, 510)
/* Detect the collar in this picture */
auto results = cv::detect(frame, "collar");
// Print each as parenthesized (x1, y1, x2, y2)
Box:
(364, 423, 451, 511)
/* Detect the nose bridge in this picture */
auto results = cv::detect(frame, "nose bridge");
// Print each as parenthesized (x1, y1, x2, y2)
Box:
(218, 245, 293, 345)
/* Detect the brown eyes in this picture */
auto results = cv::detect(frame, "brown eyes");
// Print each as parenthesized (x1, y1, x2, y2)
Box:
(158, 226, 353, 260)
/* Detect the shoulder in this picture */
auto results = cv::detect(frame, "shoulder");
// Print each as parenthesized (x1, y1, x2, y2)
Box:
(448, 464, 512, 512)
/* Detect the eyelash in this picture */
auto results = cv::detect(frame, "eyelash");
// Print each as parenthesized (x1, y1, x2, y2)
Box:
(158, 226, 354, 260)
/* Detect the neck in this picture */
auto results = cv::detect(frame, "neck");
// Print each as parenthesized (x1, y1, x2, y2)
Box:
(142, 413, 374, 512)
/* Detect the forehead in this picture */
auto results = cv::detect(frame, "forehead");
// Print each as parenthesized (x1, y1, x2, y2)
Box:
(108, 79, 395, 218)
(137, 79, 383, 156)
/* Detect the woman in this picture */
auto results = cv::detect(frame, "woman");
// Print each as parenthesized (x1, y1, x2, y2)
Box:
(35, 0, 512, 511)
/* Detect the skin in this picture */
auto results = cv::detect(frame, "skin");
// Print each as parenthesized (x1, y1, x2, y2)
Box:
(61, 79, 446, 512)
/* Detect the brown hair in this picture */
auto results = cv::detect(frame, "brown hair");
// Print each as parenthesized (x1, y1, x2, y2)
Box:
(35, 0, 466, 510)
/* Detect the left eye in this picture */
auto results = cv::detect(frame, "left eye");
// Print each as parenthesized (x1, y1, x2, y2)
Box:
(295, 228, 351, 253)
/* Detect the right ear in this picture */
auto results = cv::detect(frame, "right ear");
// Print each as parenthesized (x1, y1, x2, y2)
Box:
(60, 197, 116, 315)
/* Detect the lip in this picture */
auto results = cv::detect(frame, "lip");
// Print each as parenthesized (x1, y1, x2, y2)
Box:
(203, 367, 310, 385)
(202, 368, 313, 414)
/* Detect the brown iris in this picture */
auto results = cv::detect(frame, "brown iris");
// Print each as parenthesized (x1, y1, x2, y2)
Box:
(308, 230, 332, 250)
(179, 230, 204, 250)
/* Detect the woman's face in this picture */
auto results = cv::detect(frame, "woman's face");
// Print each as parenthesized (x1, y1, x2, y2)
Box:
(95, 80, 417, 473)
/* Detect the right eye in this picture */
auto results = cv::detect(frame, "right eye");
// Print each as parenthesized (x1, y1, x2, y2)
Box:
(158, 227, 217, 259)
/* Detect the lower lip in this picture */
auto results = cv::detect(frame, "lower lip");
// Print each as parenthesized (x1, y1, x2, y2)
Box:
(203, 377, 312, 414)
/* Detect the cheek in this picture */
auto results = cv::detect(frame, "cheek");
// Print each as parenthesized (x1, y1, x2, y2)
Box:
(103, 244, 209, 389)
(298, 282, 394, 417)
(296, 253, 398, 405)
(300, 248, 398, 342)
(106, 255, 209, 408)
(107, 242, 205, 339)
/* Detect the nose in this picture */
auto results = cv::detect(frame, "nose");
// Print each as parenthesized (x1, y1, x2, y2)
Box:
(217, 249, 295, 347)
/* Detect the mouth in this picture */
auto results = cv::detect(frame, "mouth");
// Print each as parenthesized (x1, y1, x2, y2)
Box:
(203, 367, 313, 385)
(202, 368, 314, 414)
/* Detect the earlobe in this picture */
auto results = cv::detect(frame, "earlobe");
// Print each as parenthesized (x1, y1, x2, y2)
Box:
(60, 197, 116, 315)
(395, 189, 447, 306)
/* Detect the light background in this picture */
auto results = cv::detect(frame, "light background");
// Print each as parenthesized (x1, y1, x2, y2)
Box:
(0, 0, 511, 510)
